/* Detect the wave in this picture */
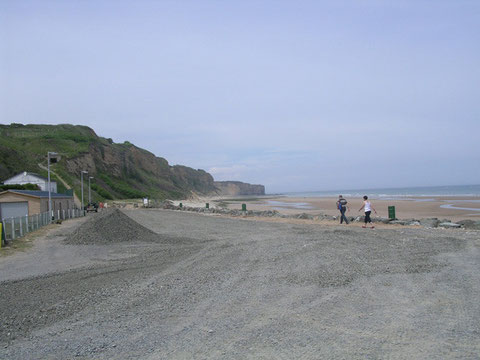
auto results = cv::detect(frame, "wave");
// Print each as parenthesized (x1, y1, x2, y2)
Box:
(280, 184, 480, 198)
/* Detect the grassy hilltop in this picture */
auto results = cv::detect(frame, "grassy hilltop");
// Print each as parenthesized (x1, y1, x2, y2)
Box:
(0, 123, 217, 201)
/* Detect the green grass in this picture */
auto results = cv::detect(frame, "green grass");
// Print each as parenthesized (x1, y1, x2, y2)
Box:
(91, 183, 113, 200)
(99, 174, 147, 199)
(0, 231, 36, 256)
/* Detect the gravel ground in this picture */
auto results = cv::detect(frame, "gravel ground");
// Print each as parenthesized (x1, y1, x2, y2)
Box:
(1, 209, 479, 359)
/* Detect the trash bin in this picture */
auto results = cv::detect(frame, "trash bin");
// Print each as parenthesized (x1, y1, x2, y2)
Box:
(388, 206, 396, 220)
(179, 203, 183, 208)
(206, 203, 209, 209)
(242, 203, 247, 211)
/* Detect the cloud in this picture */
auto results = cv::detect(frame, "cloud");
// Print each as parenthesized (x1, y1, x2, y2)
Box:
(2, 1, 479, 192)
(208, 164, 250, 181)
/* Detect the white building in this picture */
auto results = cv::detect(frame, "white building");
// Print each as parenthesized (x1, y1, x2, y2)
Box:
(2, 172, 57, 193)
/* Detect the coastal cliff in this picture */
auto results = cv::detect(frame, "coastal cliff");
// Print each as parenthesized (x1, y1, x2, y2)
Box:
(0, 123, 266, 200)
(214, 181, 265, 196)
(0, 124, 218, 200)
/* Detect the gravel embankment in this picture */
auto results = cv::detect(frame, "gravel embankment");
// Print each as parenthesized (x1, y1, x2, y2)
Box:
(1, 209, 479, 359)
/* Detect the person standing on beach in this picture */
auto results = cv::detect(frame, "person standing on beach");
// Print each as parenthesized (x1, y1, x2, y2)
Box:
(359, 195, 377, 228)
(336, 195, 349, 224)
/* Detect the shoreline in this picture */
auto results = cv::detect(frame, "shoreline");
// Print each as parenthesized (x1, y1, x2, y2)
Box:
(175, 194, 480, 222)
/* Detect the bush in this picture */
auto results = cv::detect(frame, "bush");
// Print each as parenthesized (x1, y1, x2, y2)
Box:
(91, 183, 113, 200)
(0, 183, 40, 191)
(99, 174, 145, 199)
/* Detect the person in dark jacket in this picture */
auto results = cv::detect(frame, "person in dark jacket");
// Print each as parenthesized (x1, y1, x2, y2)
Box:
(336, 195, 350, 224)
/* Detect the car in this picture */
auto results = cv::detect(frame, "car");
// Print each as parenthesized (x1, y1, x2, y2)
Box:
(85, 202, 98, 212)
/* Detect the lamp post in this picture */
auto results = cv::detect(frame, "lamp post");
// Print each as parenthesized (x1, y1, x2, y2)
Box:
(47, 152, 59, 221)
(81, 170, 88, 210)
(88, 176, 94, 203)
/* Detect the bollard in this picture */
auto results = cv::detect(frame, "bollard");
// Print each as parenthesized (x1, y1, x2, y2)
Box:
(2, 221, 5, 246)
(0, 222, 6, 247)
(206, 203, 209, 209)
(388, 206, 396, 220)
(242, 203, 247, 211)
(11, 218, 15, 240)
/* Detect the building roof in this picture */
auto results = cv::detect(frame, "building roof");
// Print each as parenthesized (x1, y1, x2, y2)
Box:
(0, 190, 72, 199)
(3, 171, 56, 183)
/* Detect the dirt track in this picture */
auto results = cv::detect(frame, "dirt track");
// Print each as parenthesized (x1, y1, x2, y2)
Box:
(1, 209, 479, 359)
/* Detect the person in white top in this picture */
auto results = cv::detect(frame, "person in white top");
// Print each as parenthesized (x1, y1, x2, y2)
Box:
(358, 195, 377, 228)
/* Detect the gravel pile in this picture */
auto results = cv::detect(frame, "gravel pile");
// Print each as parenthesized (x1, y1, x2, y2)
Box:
(64, 208, 162, 245)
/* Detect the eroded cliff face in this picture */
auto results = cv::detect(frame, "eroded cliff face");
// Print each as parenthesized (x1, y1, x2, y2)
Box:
(171, 165, 216, 195)
(65, 141, 218, 199)
(214, 181, 265, 196)
(65, 143, 171, 180)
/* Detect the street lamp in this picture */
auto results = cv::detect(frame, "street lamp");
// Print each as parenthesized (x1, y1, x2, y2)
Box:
(47, 152, 59, 221)
(88, 176, 94, 203)
(81, 170, 88, 210)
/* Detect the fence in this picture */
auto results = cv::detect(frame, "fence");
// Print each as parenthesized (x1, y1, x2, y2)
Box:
(1, 208, 85, 245)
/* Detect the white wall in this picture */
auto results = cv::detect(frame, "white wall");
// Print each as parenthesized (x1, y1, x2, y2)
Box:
(3, 172, 57, 192)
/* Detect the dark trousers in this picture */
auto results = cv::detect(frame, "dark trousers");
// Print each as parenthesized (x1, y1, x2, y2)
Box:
(340, 207, 349, 224)
(364, 211, 372, 224)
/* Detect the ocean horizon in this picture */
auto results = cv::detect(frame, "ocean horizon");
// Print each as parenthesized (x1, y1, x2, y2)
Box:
(276, 184, 480, 198)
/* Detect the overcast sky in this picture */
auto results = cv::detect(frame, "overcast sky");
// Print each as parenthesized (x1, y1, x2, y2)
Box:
(1, 1, 479, 193)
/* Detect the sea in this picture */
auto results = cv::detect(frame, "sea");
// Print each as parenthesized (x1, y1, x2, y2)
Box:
(280, 184, 480, 199)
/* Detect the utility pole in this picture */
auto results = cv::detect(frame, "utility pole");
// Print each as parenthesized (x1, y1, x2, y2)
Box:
(47, 152, 59, 221)
(88, 176, 94, 203)
(81, 170, 88, 210)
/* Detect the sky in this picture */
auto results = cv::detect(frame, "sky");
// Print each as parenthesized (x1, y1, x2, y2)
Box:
(1, 0, 479, 193)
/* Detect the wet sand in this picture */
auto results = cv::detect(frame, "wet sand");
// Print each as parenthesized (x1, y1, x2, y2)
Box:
(236, 196, 480, 221)
(177, 195, 480, 222)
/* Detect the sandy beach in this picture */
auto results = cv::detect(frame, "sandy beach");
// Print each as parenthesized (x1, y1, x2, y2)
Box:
(174, 195, 480, 222)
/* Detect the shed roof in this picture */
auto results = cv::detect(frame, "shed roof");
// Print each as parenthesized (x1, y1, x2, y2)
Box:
(0, 190, 72, 199)
(3, 171, 57, 183)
